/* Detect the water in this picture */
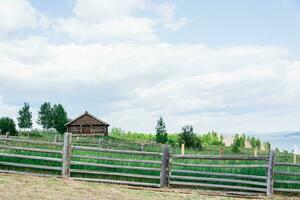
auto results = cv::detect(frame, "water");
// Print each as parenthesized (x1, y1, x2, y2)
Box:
(259, 135, 300, 152)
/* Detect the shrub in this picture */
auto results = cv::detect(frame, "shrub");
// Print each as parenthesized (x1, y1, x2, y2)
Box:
(0, 117, 17, 136)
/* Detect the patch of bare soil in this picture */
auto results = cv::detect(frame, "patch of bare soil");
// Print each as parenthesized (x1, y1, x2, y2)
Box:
(0, 174, 298, 200)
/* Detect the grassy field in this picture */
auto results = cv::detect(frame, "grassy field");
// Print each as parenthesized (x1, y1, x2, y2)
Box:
(0, 173, 297, 200)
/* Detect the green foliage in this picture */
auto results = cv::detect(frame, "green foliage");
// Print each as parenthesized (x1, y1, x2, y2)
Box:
(155, 117, 168, 144)
(110, 128, 154, 142)
(0, 117, 17, 136)
(110, 127, 125, 136)
(37, 102, 53, 129)
(250, 136, 261, 149)
(17, 102, 33, 130)
(201, 131, 223, 146)
(52, 104, 68, 134)
(178, 125, 202, 150)
(232, 134, 243, 153)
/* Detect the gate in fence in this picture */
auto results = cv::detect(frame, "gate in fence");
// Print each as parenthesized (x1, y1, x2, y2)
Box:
(0, 132, 299, 197)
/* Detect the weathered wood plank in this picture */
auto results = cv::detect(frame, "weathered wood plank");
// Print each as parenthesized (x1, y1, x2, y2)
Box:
(172, 162, 268, 168)
(62, 132, 72, 178)
(70, 169, 160, 179)
(0, 153, 62, 162)
(170, 175, 267, 186)
(266, 150, 275, 197)
(0, 137, 63, 146)
(0, 145, 62, 154)
(0, 161, 62, 171)
(171, 169, 267, 180)
(274, 180, 300, 184)
(274, 188, 300, 193)
(72, 146, 162, 156)
(0, 169, 61, 178)
(275, 171, 300, 176)
(160, 145, 170, 187)
(71, 161, 161, 171)
(71, 155, 160, 164)
(275, 162, 300, 167)
(171, 155, 269, 160)
(169, 181, 266, 192)
(71, 177, 160, 188)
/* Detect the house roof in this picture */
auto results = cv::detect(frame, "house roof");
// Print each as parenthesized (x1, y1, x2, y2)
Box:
(65, 111, 110, 126)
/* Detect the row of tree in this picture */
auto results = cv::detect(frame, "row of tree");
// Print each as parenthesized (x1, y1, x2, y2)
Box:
(232, 134, 270, 153)
(155, 117, 269, 152)
(0, 102, 68, 135)
(155, 117, 223, 150)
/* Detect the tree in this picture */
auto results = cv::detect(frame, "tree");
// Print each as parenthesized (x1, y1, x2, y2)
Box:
(37, 102, 53, 129)
(232, 134, 243, 153)
(178, 125, 196, 148)
(155, 117, 168, 144)
(17, 102, 32, 130)
(0, 117, 17, 136)
(52, 104, 68, 134)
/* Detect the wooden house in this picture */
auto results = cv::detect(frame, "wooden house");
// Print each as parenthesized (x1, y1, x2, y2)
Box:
(66, 111, 109, 136)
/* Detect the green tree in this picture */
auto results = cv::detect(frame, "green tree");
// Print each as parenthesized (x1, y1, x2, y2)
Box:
(37, 102, 53, 129)
(0, 117, 17, 136)
(178, 125, 196, 148)
(155, 117, 168, 144)
(17, 102, 32, 130)
(232, 134, 243, 153)
(52, 104, 68, 134)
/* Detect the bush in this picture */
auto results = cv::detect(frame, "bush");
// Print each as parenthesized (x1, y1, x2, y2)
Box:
(178, 125, 202, 150)
(0, 117, 17, 136)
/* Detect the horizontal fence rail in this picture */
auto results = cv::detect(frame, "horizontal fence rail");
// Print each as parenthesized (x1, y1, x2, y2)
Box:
(0, 136, 63, 178)
(0, 137, 63, 146)
(0, 133, 299, 197)
(169, 153, 272, 196)
(72, 146, 162, 156)
(273, 161, 300, 193)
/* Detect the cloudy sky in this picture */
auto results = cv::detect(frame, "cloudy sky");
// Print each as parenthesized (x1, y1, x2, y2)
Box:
(1, 0, 300, 134)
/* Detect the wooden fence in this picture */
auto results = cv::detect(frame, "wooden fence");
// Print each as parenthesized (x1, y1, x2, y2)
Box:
(0, 132, 299, 197)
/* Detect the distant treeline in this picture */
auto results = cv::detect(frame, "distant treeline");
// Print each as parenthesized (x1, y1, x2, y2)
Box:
(0, 102, 67, 135)
(110, 117, 270, 152)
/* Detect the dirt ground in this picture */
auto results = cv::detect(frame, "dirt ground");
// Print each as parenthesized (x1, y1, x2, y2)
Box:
(0, 173, 298, 200)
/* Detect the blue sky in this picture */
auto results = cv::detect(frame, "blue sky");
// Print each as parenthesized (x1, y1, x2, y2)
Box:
(1, 0, 300, 134)
(30, 0, 300, 58)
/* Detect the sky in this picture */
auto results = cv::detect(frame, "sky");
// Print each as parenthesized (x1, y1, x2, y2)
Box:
(1, 0, 300, 134)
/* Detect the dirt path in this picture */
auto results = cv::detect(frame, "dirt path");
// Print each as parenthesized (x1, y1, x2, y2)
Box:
(0, 174, 298, 200)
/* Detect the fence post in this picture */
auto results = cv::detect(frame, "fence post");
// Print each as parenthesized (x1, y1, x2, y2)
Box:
(181, 143, 185, 155)
(160, 145, 170, 187)
(219, 147, 224, 156)
(98, 139, 103, 148)
(62, 132, 72, 179)
(141, 143, 144, 151)
(266, 150, 275, 197)
(5, 132, 9, 138)
(54, 135, 58, 143)
(294, 153, 297, 164)
(254, 148, 258, 157)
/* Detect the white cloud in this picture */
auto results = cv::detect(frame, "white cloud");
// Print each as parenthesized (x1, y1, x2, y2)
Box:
(0, 0, 49, 34)
(56, 0, 186, 43)
(156, 2, 187, 31)
(1, 37, 300, 132)
(0, 96, 19, 120)
(74, 0, 146, 21)
(58, 17, 158, 43)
